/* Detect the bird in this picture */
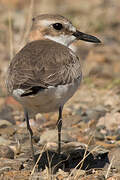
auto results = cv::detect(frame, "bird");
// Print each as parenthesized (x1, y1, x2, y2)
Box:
(6, 14, 101, 163)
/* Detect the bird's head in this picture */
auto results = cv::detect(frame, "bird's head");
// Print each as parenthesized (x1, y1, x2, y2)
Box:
(28, 14, 101, 46)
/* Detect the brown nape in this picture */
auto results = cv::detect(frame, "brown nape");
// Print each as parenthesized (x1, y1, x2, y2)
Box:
(28, 28, 54, 42)
(28, 29, 44, 42)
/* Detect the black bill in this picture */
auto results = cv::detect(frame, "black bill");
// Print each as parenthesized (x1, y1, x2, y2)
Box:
(73, 30, 101, 43)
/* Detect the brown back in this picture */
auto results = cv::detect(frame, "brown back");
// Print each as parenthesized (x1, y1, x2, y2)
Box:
(7, 39, 82, 94)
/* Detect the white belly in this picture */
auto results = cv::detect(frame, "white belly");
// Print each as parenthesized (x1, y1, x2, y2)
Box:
(13, 79, 81, 114)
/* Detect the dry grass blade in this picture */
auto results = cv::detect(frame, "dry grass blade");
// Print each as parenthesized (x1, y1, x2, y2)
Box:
(79, 134, 95, 170)
(20, 0, 34, 47)
(71, 134, 95, 179)
(30, 144, 46, 176)
(105, 155, 114, 179)
(46, 150, 55, 180)
(8, 10, 14, 60)
(68, 145, 100, 179)
(53, 154, 70, 173)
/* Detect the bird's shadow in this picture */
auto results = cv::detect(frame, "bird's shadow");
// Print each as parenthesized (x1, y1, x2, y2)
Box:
(34, 148, 109, 173)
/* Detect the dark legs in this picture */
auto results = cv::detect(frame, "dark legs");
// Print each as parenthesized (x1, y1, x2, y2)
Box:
(24, 106, 63, 162)
(24, 109, 35, 164)
(57, 106, 63, 154)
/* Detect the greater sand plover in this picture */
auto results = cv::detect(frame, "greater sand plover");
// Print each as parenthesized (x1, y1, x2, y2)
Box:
(6, 14, 101, 162)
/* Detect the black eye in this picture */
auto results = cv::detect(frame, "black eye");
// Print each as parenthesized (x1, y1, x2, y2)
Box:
(52, 23, 63, 30)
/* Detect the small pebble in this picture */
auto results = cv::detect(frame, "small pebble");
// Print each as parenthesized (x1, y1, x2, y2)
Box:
(0, 137, 11, 146)
(95, 131, 105, 141)
(116, 135, 120, 141)
(0, 145, 14, 159)
(0, 120, 12, 128)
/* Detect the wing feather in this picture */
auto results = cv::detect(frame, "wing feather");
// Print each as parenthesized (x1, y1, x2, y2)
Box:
(6, 40, 82, 95)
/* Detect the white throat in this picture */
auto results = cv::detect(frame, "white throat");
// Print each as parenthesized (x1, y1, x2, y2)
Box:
(45, 34, 76, 46)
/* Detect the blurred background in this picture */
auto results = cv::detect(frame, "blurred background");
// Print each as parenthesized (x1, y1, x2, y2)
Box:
(0, 0, 120, 117)
(0, 0, 120, 120)
(0, 0, 120, 96)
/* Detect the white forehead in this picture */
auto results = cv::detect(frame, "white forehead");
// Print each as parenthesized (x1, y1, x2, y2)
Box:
(40, 19, 76, 32)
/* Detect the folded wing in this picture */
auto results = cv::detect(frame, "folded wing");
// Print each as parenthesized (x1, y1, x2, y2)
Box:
(6, 40, 82, 95)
